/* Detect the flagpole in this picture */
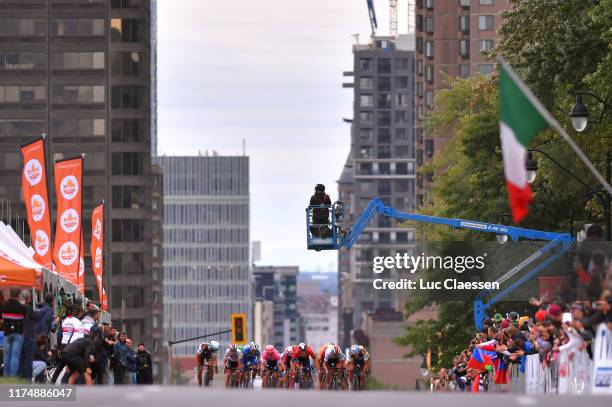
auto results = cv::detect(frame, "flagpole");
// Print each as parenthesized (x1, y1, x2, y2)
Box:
(497, 56, 612, 197)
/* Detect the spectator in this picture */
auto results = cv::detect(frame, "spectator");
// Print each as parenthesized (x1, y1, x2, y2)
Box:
(113, 332, 129, 384)
(0, 286, 27, 377)
(80, 309, 99, 336)
(18, 289, 41, 380)
(33, 333, 52, 383)
(34, 292, 57, 338)
(60, 326, 101, 385)
(51, 305, 83, 384)
(136, 343, 153, 384)
(125, 338, 138, 384)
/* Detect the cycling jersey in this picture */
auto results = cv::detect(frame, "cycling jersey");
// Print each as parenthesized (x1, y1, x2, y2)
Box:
(350, 346, 370, 362)
(262, 349, 281, 364)
(292, 346, 316, 366)
(240, 344, 260, 367)
(281, 348, 294, 369)
(197, 343, 217, 364)
(324, 347, 345, 363)
(61, 316, 83, 345)
(224, 349, 240, 362)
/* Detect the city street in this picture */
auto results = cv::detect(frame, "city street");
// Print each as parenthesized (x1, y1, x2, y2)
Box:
(10, 387, 612, 407)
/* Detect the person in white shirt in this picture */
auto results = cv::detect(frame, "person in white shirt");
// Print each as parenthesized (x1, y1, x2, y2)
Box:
(61, 306, 83, 346)
(80, 309, 100, 336)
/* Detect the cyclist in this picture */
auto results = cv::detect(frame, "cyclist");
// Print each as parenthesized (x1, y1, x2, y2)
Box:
(323, 344, 347, 390)
(347, 344, 370, 390)
(223, 344, 242, 388)
(239, 341, 261, 386)
(195, 341, 220, 386)
(261, 345, 282, 388)
(291, 342, 316, 388)
(281, 345, 296, 388)
(316, 342, 334, 389)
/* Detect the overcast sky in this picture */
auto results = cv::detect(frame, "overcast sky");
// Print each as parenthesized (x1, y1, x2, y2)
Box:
(157, 0, 399, 272)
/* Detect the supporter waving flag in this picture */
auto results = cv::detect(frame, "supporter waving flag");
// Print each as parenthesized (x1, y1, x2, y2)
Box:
(468, 347, 498, 372)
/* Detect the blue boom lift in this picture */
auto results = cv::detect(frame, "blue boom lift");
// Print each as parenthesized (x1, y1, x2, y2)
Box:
(306, 198, 573, 329)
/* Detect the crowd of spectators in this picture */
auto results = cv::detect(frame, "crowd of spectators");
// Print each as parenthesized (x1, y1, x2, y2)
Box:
(431, 224, 612, 392)
(0, 287, 153, 385)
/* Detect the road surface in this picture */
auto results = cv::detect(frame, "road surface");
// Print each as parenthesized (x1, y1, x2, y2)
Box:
(5, 386, 611, 406)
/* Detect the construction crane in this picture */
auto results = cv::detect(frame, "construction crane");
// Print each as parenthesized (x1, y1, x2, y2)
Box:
(305, 197, 573, 329)
(367, 0, 398, 37)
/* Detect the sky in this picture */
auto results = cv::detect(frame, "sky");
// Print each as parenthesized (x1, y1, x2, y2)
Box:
(157, 0, 399, 272)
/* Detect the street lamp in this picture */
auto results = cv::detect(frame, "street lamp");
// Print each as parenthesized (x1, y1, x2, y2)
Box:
(568, 91, 610, 132)
(525, 151, 538, 184)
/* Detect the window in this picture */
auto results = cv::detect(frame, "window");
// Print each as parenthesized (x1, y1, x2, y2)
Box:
(478, 64, 494, 75)
(111, 252, 144, 275)
(425, 41, 434, 58)
(416, 60, 423, 75)
(0, 86, 45, 103)
(425, 91, 434, 108)
(459, 64, 470, 78)
(359, 58, 372, 70)
(111, 86, 145, 109)
(479, 39, 494, 52)
(111, 0, 140, 7)
(52, 85, 104, 104)
(377, 94, 391, 109)
(0, 19, 45, 37)
(359, 147, 372, 158)
(359, 77, 373, 90)
(479, 0, 493, 5)
(0, 52, 46, 70)
(478, 15, 494, 30)
(394, 111, 407, 124)
(395, 146, 410, 158)
(459, 15, 470, 33)
(52, 52, 105, 69)
(417, 15, 423, 32)
(53, 119, 105, 137)
(359, 94, 373, 107)
(112, 119, 144, 142)
(378, 111, 391, 125)
(378, 128, 391, 143)
(52, 19, 104, 36)
(416, 37, 423, 53)
(359, 129, 373, 142)
(416, 82, 423, 97)
(111, 52, 143, 75)
(395, 76, 409, 88)
(112, 186, 145, 209)
(377, 58, 391, 73)
(395, 58, 409, 70)
(459, 0, 470, 7)
(425, 17, 434, 34)
(110, 18, 143, 42)
(395, 128, 408, 141)
(459, 40, 470, 58)
(112, 152, 145, 175)
(426, 0, 434, 9)
(395, 94, 408, 107)
(378, 146, 391, 159)
(425, 139, 434, 157)
(378, 76, 391, 91)
(425, 66, 434, 83)
(112, 220, 145, 243)
(360, 111, 373, 124)
(360, 163, 372, 175)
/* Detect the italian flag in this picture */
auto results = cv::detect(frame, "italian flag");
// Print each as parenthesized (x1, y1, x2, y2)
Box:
(499, 61, 549, 223)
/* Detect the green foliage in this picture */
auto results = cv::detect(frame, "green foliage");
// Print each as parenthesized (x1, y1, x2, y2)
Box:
(366, 376, 399, 391)
(396, 0, 611, 366)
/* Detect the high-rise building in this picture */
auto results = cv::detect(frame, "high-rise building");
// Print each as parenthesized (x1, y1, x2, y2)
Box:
(156, 155, 251, 359)
(0, 0, 162, 379)
(414, 0, 508, 204)
(339, 35, 417, 345)
(150, 0, 157, 156)
(253, 265, 301, 350)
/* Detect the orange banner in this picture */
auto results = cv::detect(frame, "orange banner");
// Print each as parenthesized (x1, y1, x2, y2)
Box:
(21, 138, 53, 270)
(90, 203, 106, 309)
(78, 231, 85, 293)
(53, 157, 83, 287)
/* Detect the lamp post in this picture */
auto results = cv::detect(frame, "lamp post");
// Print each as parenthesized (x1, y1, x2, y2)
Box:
(526, 148, 611, 241)
(568, 91, 610, 133)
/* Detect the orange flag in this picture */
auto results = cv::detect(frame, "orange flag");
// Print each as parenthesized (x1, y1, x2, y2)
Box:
(53, 156, 83, 288)
(90, 203, 106, 309)
(21, 138, 53, 269)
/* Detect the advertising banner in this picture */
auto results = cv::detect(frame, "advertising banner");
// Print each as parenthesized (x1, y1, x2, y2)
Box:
(20, 138, 53, 269)
(90, 203, 106, 309)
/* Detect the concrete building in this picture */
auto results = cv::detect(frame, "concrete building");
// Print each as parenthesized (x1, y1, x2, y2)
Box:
(339, 35, 417, 347)
(297, 273, 338, 351)
(414, 0, 509, 204)
(253, 265, 301, 349)
(156, 155, 251, 361)
(0, 0, 162, 380)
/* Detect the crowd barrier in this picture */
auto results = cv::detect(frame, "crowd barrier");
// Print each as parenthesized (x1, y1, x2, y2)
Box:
(483, 323, 611, 395)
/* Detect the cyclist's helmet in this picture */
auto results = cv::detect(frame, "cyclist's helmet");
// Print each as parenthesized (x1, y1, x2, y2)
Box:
(249, 341, 259, 352)
(350, 344, 361, 355)
(284, 346, 293, 354)
(265, 345, 275, 353)
(209, 341, 220, 351)
(228, 344, 238, 352)
(298, 343, 307, 351)
(328, 344, 339, 355)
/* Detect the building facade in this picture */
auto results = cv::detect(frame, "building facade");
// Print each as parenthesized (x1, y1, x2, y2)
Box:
(0, 0, 162, 379)
(156, 155, 251, 358)
(253, 265, 300, 349)
(414, 0, 508, 204)
(339, 35, 417, 345)
(297, 274, 338, 351)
